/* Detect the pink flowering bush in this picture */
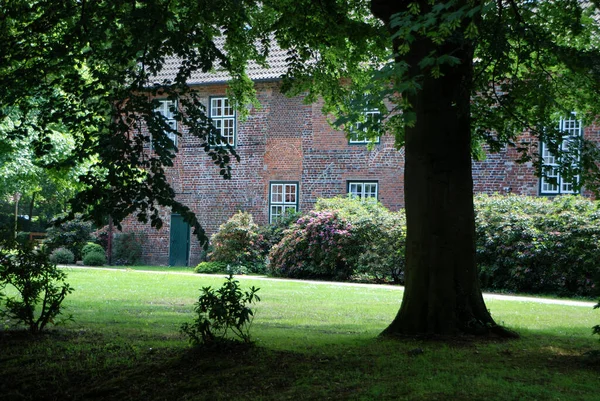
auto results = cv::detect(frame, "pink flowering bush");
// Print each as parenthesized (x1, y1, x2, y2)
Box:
(268, 197, 407, 282)
(268, 210, 355, 280)
(476, 195, 600, 297)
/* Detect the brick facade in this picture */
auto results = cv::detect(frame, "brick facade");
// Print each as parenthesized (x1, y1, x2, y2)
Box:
(120, 81, 600, 266)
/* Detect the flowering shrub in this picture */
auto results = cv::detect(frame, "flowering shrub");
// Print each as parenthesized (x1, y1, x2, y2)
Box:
(269, 197, 406, 282)
(268, 210, 354, 280)
(209, 212, 264, 273)
(316, 197, 406, 283)
(475, 195, 600, 297)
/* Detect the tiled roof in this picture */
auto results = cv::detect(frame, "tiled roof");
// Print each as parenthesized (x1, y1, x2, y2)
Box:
(149, 38, 290, 85)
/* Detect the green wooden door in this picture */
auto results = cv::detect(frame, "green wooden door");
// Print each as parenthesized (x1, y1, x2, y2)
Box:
(169, 214, 190, 266)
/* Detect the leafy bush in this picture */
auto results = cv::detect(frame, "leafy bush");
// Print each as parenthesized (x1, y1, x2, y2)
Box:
(83, 251, 106, 266)
(316, 197, 406, 283)
(475, 195, 600, 297)
(112, 232, 144, 265)
(81, 242, 105, 259)
(49, 247, 75, 264)
(268, 209, 354, 280)
(181, 275, 260, 346)
(45, 215, 93, 260)
(0, 241, 73, 333)
(268, 197, 406, 282)
(257, 210, 302, 255)
(195, 261, 228, 274)
(209, 212, 264, 273)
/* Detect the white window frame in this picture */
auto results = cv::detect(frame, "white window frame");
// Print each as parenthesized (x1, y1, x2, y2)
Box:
(540, 115, 581, 195)
(347, 181, 378, 200)
(349, 109, 381, 144)
(155, 99, 178, 145)
(269, 182, 298, 223)
(210, 97, 236, 146)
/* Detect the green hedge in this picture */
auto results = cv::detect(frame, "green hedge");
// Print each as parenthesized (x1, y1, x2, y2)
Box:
(475, 195, 600, 297)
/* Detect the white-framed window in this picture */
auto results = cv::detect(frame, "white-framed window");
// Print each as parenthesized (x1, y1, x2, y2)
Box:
(155, 99, 178, 145)
(347, 181, 378, 200)
(349, 109, 381, 144)
(210, 97, 236, 146)
(269, 182, 298, 223)
(540, 115, 581, 195)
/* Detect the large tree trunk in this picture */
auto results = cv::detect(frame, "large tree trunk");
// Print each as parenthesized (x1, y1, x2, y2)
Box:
(371, 0, 517, 336)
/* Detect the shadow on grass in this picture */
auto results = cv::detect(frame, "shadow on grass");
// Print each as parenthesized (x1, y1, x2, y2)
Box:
(1, 328, 598, 401)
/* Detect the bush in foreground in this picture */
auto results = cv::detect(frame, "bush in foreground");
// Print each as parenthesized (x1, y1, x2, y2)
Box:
(181, 275, 260, 346)
(0, 241, 73, 334)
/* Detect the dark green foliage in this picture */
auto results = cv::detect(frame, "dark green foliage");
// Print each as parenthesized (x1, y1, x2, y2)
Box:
(257, 210, 302, 255)
(209, 212, 264, 273)
(81, 243, 105, 259)
(0, 241, 73, 334)
(45, 216, 93, 260)
(594, 301, 599, 340)
(475, 195, 600, 297)
(112, 232, 144, 266)
(194, 261, 229, 274)
(268, 197, 406, 282)
(49, 247, 75, 265)
(181, 275, 260, 346)
(83, 252, 106, 266)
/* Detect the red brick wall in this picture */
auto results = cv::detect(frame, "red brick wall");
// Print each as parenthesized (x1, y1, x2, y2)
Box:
(119, 82, 600, 266)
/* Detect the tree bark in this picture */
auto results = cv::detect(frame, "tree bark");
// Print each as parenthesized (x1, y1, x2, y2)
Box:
(371, 0, 518, 337)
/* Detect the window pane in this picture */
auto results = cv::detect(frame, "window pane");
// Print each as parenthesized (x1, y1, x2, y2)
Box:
(364, 183, 377, 198)
(271, 184, 283, 203)
(349, 183, 362, 198)
(284, 184, 296, 203)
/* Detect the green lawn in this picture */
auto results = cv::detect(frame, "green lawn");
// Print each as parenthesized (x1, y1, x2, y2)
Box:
(1, 267, 598, 401)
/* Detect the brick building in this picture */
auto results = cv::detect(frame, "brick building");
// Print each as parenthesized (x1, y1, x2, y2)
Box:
(121, 52, 600, 266)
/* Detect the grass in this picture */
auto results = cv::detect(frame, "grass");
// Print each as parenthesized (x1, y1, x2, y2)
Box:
(1, 267, 599, 401)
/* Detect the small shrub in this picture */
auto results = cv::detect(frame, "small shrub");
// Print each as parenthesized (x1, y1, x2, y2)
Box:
(45, 215, 93, 260)
(113, 232, 144, 265)
(209, 212, 264, 273)
(49, 247, 75, 264)
(195, 261, 228, 274)
(194, 262, 250, 275)
(0, 241, 73, 334)
(81, 242, 104, 259)
(181, 275, 260, 346)
(83, 251, 106, 266)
